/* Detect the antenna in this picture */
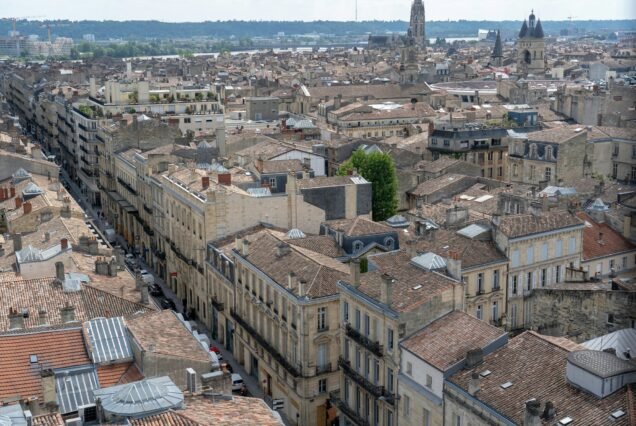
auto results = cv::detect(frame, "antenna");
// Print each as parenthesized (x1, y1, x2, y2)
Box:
(355, 0, 358, 22)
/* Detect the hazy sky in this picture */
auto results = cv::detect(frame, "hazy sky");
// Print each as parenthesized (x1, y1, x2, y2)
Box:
(4, 0, 635, 22)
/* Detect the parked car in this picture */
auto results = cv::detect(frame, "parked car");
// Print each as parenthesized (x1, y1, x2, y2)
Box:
(209, 345, 223, 360)
(124, 254, 136, 268)
(139, 270, 155, 286)
(149, 284, 164, 297)
(231, 373, 244, 392)
(159, 298, 176, 310)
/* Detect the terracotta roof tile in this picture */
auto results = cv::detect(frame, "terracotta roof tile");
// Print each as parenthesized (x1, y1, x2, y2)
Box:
(449, 331, 633, 425)
(32, 413, 64, 426)
(182, 395, 282, 426)
(496, 210, 583, 238)
(401, 311, 507, 371)
(96, 362, 144, 388)
(0, 328, 90, 403)
(324, 216, 393, 237)
(577, 212, 636, 261)
(131, 410, 199, 426)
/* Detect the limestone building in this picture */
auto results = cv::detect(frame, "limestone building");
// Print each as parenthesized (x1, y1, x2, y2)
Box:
(516, 11, 545, 76)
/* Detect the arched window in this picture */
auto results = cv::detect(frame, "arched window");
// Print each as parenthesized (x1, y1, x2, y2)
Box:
(546, 146, 553, 161)
(353, 240, 364, 253)
(384, 237, 395, 250)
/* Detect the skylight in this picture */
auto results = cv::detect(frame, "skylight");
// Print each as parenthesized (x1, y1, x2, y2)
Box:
(500, 381, 513, 389)
(611, 410, 625, 419)
(480, 370, 491, 377)
(559, 417, 573, 425)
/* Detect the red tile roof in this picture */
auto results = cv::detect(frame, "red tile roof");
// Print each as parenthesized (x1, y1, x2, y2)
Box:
(32, 413, 64, 426)
(577, 212, 636, 261)
(0, 328, 90, 403)
(96, 362, 144, 388)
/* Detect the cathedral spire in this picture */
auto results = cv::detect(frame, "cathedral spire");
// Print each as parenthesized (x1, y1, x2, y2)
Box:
(492, 30, 502, 59)
(409, 0, 426, 47)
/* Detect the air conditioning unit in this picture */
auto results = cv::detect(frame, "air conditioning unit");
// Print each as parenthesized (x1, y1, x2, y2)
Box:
(78, 403, 97, 423)
(186, 367, 197, 393)
(65, 418, 81, 426)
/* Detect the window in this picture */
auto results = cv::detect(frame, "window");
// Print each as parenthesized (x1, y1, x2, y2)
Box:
(477, 273, 484, 293)
(527, 271, 533, 291)
(374, 402, 380, 426)
(374, 360, 380, 384)
(527, 246, 534, 264)
(423, 408, 431, 426)
(443, 139, 450, 146)
(364, 314, 370, 336)
(541, 242, 549, 261)
(511, 250, 520, 267)
(403, 394, 411, 417)
(632, 166, 636, 181)
(556, 239, 563, 257)
(492, 301, 499, 322)
(431, 138, 437, 145)
(387, 410, 394, 426)
(530, 165, 536, 181)
(355, 348, 361, 372)
(513, 163, 518, 177)
(568, 237, 576, 255)
(344, 379, 350, 403)
(268, 177, 277, 188)
(344, 338, 350, 361)
(546, 146, 553, 160)
(454, 414, 462, 426)
(365, 354, 371, 379)
(488, 152, 494, 161)
(545, 167, 552, 181)
(384, 237, 395, 250)
(387, 368, 394, 392)
(387, 328, 394, 352)
(541, 268, 547, 287)
(623, 256, 628, 268)
(498, 166, 503, 177)
(317, 307, 327, 331)
(343, 301, 349, 322)
(612, 163, 618, 179)
(476, 305, 483, 320)
(353, 240, 364, 253)
(512, 275, 518, 295)
(426, 374, 433, 388)
(318, 378, 327, 394)
(406, 361, 413, 376)
(355, 309, 361, 330)
(493, 270, 500, 290)
(511, 304, 517, 329)
(556, 265, 561, 283)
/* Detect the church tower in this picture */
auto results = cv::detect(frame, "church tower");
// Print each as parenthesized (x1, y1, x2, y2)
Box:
(409, 0, 426, 47)
(491, 30, 503, 67)
(516, 10, 545, 76)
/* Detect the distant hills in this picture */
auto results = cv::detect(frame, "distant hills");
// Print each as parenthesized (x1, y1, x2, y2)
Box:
(2, 19, 634, 41)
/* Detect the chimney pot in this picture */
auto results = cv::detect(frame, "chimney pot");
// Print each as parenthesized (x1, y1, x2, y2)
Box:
(61, 238, 68, 250)
(55, 261, 65, 282)
(15, 196, 23, 209)
(23, 201, 32, 214)
(524, 400, 542, 426)
(468, 371, 481, 395)
(349, 259, 361, 288)
(298, 279, 307, 297)
(13, 233, 23, 252)
(218, 173, 232, 186)
(202, 176, 210, 189)
(60, 304, 76, 323)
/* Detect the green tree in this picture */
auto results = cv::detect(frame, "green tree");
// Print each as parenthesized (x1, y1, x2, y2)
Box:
(338, 149, 398, 221)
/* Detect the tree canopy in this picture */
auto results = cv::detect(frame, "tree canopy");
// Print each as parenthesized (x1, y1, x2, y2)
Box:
(338, 149, 398, 222)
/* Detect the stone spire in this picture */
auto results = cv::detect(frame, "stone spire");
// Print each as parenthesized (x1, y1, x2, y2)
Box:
(533, 19, 544, 38)
(519, 20, 529, 38)
(491, 30, 503, 66)
(409, 0, 426, 47)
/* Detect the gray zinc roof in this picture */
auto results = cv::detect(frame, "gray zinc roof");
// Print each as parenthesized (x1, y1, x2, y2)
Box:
(567, 350, 636, 379)
(85, 317, 133, 364)
(93, 376, 183, 418)
(583, 329, 636, 361)
(55, 365, 99, 414)
(411, 252, 447, 270)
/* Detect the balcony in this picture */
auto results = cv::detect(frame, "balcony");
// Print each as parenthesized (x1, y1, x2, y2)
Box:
(345, 324, 383, 358)
(231, 309, 302, 378)
(329, 391, 370, 426)
(338, 357, 395, 405)
(211, 297, 225, 312)
(117, 177, 138, 196)
(315, 363, 332, 375)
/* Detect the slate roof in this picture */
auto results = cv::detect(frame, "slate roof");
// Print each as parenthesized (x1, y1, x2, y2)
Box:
(568, 350, 636, 378)
(401, 311, 506, 371)
(239, 230, 349, 299)
(359, 251, 458, 313)
(577, 212, 635, 261)
(0, 276, 152, 333)
(448, 331, 634, 426)
(496, 210, 583, 239)
(583, 329, 636, 361)
(0, 328, 90, 403)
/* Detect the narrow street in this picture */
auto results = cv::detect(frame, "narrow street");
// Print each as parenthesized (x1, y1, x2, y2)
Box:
(57, 166, 291, 425)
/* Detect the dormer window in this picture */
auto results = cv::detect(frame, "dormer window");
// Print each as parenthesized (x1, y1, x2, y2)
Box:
(530, 143, 538, 159)
(384, 237, 395, 250)
(353, 240, 364, 253)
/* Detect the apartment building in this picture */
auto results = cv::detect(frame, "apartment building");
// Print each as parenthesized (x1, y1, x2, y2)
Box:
(508, 127, 592, 186)
(428, 126, 510, 181)
(492, 210, 584, 330)
(334, 251, 462, 426)
(231, 230, 349, 426)
(408, 224, 508, 326)
(397, 311, 507, 426)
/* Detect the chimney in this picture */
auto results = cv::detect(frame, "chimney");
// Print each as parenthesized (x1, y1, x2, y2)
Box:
(298, 279, 307, 297)
(135, 271, 142, 290)
(624, 214, 632, 240)
(468, 372, 481, 395)
(524, 400, 542, 426)
(256, 157, 264, 172)
(60, 304, 76, 323)
(446, 250, 462, 281)
(542, 401, 556, 421)
(287, 272, 296, 290)
(465, 348, 484, 368)
(13, 233, 22, 252)
(23, 201, 32, 214)
(276, 242, 290, 257)
(38, 309, 48, 326)
(202, 176, 210, 189)
(8, 307, 24, 330)
(218, 173, 231, 186)
(9, 186, 15, 198)
(61, 238, 68, 250)
(15, 196, 23, 209)
(140, 280, 149, 305)
(349, 259, 360, 287)
(41, 370, 57, 405)
(241, 239, 250, 256)
(55, 261, 65, 282)
(44, 231, 50, 242)
(380, 273, 394, 307)
(3, 188, 8, 200)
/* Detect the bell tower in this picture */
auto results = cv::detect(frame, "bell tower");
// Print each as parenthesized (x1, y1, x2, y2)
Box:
(516, 10, 545, 76)
(409, 0, 426, 47)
